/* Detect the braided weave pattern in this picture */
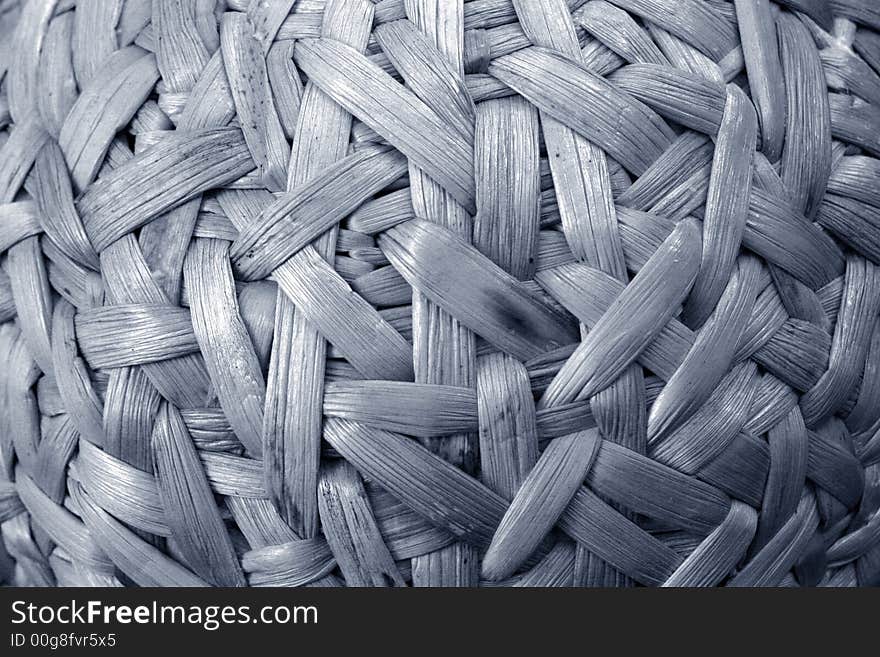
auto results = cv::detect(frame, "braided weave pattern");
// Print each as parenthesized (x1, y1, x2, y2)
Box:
(1, 0, 880, 587)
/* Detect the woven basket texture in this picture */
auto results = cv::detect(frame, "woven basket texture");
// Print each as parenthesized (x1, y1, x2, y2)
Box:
(2, 0, 880, 588)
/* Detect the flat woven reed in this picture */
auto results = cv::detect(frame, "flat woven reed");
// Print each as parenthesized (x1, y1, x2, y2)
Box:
(1, 0, 879, 589)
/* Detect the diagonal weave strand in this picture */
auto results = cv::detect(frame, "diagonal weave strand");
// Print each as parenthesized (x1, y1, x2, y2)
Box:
(1, 0, 879, 588)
